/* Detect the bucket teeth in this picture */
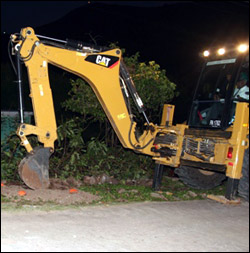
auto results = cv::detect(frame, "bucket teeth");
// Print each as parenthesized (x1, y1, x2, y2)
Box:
(18, 147, 51, 189)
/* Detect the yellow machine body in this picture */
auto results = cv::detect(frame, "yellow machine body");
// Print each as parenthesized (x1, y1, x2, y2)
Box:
(10, 27, 249, 197)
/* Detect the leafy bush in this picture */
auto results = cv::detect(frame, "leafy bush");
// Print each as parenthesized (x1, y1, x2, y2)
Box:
(1, 133, 26, 181)
(49, 117, 86, 179)
(81, 140, 153, 180)
(124, 53, 178, 122)
(49, 134, 153, 181)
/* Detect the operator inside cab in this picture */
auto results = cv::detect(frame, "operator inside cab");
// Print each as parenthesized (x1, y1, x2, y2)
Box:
(233, 72, 249, 101)
(228, 71, 249, 125)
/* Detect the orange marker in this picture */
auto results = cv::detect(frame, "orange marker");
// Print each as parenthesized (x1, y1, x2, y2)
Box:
(18, 190, 27, 196)
(69, 188, 78, 194)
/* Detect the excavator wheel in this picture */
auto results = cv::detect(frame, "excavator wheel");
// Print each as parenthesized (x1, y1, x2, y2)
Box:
(18, 147, 52, 190)
(174, 166, 226, 190)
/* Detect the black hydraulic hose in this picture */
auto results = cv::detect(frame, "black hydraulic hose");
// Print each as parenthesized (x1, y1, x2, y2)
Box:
(8, 40, 17, 75)
(119, 63, 154, 149)
(120, 61, 150, 125)
(128, 120, 154, 150)
(8, 36, 25, 123)
(18, 40, 66, 63)
(16, 52, 24, 123)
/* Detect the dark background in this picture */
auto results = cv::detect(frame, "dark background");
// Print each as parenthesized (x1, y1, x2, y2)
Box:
(1, 1, 249, 123)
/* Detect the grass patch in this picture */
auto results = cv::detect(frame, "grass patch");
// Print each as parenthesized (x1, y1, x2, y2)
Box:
(79, 184, 154, 204)
(79, 176, 227, 204)
(1, 194, 12, 203)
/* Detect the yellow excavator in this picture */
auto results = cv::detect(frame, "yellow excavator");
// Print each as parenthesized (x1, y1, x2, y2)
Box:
(9, 27, 249, 201)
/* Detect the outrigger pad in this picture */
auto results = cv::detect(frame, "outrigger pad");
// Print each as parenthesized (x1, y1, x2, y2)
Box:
(18, 147, 51, 189)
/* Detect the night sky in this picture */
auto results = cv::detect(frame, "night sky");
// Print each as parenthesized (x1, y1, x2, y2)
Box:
(1, 1, 86, 33)
(1, 1, 249, 121)
(1, 1, 167, 33)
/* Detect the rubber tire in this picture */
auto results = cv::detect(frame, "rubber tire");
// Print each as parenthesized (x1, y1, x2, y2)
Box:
(175, 166, 226, 190)
(238, 137, 249, 202)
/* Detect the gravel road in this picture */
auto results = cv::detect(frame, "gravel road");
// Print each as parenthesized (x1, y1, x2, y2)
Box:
(1, 199, 249, 252)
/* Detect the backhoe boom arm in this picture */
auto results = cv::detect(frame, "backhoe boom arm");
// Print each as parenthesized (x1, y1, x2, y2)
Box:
(12, 27, 157, 154)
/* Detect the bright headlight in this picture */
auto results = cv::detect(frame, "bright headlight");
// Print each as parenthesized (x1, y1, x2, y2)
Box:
(217, 48, 225, 55)
(237, 44, 248, 53)
(203, 50, 210, 57)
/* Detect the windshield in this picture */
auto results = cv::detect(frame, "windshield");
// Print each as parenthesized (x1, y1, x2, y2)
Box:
(188, 56, 249, 129)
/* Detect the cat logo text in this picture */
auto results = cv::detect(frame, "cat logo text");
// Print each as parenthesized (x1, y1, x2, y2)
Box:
(85, 54, 119, 68)
(96, 55, 111, 67)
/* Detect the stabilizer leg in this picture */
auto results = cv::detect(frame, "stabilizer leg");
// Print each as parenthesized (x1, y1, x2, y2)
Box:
(152, 163, 164, 191)
(225, 177, 239, 200)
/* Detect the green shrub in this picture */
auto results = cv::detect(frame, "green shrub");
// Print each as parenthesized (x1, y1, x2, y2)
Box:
(1, 133, 26, 181)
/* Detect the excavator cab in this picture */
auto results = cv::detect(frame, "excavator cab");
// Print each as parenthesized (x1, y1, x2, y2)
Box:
(188, 45, 249, 130)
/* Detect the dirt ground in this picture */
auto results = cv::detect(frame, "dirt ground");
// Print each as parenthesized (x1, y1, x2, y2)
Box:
(1, 179, 101, 205)
(2, 178, 249, 252)
(1, 200, 249, 252)
(1, 177, 155, 205)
